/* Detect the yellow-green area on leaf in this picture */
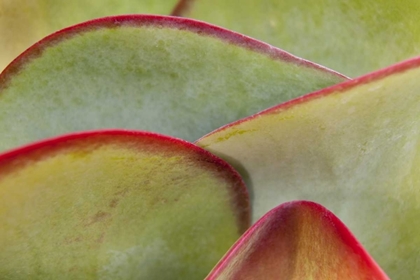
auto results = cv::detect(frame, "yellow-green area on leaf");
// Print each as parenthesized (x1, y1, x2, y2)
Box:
(178, 0, 420, 77)
(197, 58, 420, 279)
(0, 130, 249, 280)
(0, 15, 347, 152)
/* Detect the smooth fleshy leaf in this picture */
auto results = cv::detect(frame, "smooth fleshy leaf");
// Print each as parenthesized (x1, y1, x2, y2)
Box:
(0, 130, 249, 279)
(175, 0, 420, 77)
(206, 201, 389, 280)
(197, 57, 420, 279)
(0, 15, 347, 152)
(0, 0, 179, 71)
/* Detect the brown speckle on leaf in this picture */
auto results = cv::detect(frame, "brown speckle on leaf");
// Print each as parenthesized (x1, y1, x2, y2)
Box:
(64, 236, 83, 245)
(96, 233, 105, 244)
(85, 211, 111, 227)
(109, 198, 119, 208)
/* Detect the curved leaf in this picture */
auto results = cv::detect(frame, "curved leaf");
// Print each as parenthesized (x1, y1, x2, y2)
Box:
(197, 57, 420, 279)
(0, 130, 249, 279)
(0, 0, 179, 71)
(0, 15, 347, 152)
(206, 201, 389, 280)
(176, 0, 420, 77)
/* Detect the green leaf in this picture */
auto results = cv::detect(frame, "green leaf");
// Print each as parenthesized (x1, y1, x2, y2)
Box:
(197, 57, 420, 279)
(206, 201, 389, 280)
(176, 0, 420, 77)
(0, 130, 249, 279)
(0, 0, 179, 71)
(0, 15, 347, 152)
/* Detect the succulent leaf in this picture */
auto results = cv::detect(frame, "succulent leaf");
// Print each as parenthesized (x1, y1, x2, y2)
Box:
(176, 0, 420, 77)
(0, 130, 249, 279)
(0, 0, 179, 71)
(197, 57, 420, 279)
(206, 201, 389, 280)
(0, 15, 346, 152)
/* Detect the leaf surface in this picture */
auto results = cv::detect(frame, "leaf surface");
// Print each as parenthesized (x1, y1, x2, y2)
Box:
(0, 15, 347, 152)
(0, 130, 249, 280)
(197, 57, 420, 279)
(206, 201, 389, 280)
(0, 0, 179, 71)
(176, 0, 420, 76)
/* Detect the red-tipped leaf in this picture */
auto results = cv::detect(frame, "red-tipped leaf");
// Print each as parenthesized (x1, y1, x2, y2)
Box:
(206, 201, 389, 280)
(0, 130, 250, 279)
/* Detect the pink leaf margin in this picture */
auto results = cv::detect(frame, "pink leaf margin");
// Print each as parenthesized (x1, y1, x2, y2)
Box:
(206, 200, 390, 280)
(0, 15, 347, 90)
(198, 55, 420, 142)
(0, 129, 251, 234)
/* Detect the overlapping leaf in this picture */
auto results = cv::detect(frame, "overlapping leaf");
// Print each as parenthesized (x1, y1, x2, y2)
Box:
(206, 201, 389, 280)
(1, 3, 417, 279)
(197, 57, 420, 279)
(0, 130, 249, 279)
(0, 15, 346, 152)
(176, 0, 420, 76)
(0, 0, 179, 71)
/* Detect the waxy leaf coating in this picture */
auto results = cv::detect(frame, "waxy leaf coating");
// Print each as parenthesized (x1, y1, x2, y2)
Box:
(0, 130, 249, 279)
(197, 57, 420, 279)
(206, 201, 389, 280)
(176, 0, 420, 77)
(0, 15, 347, 152)
(0, 0, 179, 71)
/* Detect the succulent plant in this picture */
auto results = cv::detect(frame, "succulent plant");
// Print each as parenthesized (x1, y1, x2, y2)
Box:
(1, 1, 419, 279)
